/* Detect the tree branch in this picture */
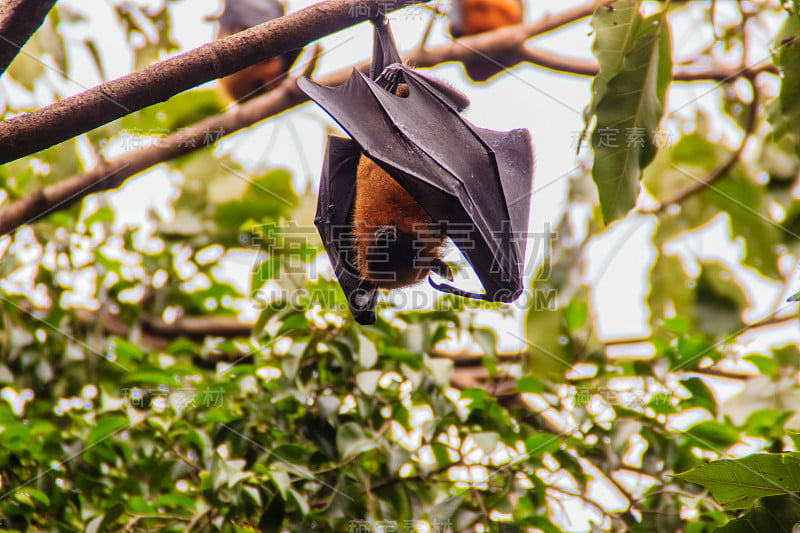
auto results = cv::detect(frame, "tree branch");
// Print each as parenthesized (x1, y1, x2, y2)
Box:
(0, 0, 57, 75)
(0, 0, 419, 165)
(517, 48, 776, 80)
(0, 1, 778, 235)
(0, 58, 343, 234)
(642, 78, 761, 214)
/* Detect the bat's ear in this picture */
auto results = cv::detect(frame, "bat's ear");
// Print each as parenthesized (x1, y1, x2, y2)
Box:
(410, 70, 470, 112)
(370, 16, 403, 80)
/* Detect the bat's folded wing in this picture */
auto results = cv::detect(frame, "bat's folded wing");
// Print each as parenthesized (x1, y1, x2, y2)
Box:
(299, 65, 534, 309)
(314, 135, 379, 324)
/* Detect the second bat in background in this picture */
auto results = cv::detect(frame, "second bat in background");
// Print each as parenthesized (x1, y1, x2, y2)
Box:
(213, 0, 302, 102)
(449, 0, 524, 82)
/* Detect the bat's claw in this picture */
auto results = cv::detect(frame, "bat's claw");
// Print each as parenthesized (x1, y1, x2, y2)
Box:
(430, 258, 454, 281)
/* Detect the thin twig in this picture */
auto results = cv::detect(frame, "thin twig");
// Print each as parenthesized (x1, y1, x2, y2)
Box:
(642, 78, 761, 214)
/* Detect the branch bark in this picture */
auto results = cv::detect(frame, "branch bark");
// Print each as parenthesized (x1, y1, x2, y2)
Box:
(0, 0, 418, 165)
(0, 0, 57, 75)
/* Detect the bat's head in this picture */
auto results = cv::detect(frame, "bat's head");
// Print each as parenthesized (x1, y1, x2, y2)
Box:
(352, 152, 451, 290)
(213, 0, 285, 37)
(355, 223, 451, 290)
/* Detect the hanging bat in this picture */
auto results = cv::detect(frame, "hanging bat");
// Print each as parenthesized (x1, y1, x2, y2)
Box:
(214, 0, 302, 102)
(449, 0, 524, 82)
(298, 17, 534, 325)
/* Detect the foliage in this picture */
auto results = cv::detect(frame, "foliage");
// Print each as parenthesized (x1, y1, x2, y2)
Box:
(2, 1, 800, 532)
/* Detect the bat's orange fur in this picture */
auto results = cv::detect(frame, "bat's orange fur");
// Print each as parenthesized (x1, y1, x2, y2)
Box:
(353, 155, 446, 289)
(219, 56, 286, 103)
(457, 0, 522, 36)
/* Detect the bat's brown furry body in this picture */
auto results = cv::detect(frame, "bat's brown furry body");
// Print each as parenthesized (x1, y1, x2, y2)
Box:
(352, 84, 448, 289)
(353, 154, 446, 289)
(219, 56, 287, 102)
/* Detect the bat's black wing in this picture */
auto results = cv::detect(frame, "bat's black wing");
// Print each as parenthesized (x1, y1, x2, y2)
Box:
(299, 17, 533, 324)
(315, 135, 379, 324)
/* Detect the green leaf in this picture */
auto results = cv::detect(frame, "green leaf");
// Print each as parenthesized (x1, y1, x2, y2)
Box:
(523, 433, 562, 459)
(589, 2, 641, 116)
(251, 256, 282, 292)
(770, 15, 800, 156)
(472, 432, 500, 454)
(672, 335, 718, 371)
(684, 421, 739, 451)
(431, 494, 465, 522)
(84, 207, 115, 228)
(663, 316, 691, 334)
(84, 503, 125, 533)
(472, 328, 497, 358)
(13, 488, 50, 508)
(336, 422, 377, 459)
(590, 2, 672, 222)
(565, 300, 588, 330)
(271, 443, 306, 465)
(674, 453, 800, 510)
(427, 358, 453, 387)
(7, 38, 45, 91)
(121, 89, 224, 132)
(743, 409, 795, 440)
(211, 455, 253, 490)
(215, 169, 299, 229)
(517, 376, 544, 393)
(432, 443, 452, 467)
(157, 493, 196, 511)
(714, 494, 800, 533)
(744, 354, 779, 378)
(680, 377, 718, 416)
(88, 415, 129, 446)
(111, 338, 144, 364)
(123, 367, 180, 388)
(382, 347, 423, 370)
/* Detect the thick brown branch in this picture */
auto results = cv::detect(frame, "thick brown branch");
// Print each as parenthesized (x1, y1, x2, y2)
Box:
(0, 66, 337, 234)
(0, 0, 57, 75)
(0, 0, 418, 165)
